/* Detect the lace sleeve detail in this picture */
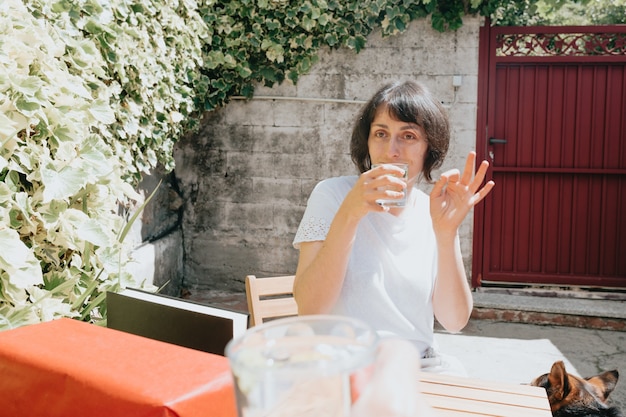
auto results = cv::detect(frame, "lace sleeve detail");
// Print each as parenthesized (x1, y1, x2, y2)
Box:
(292, 176, 355, 249)
(293, 215, 331, 249)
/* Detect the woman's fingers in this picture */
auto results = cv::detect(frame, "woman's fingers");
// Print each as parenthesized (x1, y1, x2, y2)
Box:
(431, 168, 459, 198)
(362, 166, 408, 210)
(460, 151, 476, 185)
(470, 180, 496, 205)
(357, 175, 392, 213)
(469, 160, 490, 193)
(430, 153, 495, 213)
(437, 153, 494, 201)
(441, 168, 461, 183)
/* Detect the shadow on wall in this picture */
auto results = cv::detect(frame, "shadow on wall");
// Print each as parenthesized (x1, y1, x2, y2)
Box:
(130, 166, 185, 297)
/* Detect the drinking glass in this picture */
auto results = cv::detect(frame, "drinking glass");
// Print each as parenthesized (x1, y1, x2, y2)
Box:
(371, 162, 409, 207)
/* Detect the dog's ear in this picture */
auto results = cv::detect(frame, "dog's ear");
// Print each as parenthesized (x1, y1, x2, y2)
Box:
(547, 361, 570, 401)
(585, 369, 619, 402)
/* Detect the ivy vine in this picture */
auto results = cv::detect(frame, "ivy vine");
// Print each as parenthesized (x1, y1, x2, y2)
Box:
(196, 0, 489, 115)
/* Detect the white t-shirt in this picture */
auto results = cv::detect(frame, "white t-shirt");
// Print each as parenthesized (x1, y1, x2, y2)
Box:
(293, 176, 438, 357)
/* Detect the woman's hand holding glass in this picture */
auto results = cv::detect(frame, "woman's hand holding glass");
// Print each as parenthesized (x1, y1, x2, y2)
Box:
(345, 164, 408, 217)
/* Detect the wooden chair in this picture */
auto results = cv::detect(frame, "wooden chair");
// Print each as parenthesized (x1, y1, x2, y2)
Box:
(245, 274, 298, 327)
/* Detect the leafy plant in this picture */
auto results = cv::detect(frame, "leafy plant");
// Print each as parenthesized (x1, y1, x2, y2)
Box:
(488, 0, 625, 26)
(0, 0, 167, 328)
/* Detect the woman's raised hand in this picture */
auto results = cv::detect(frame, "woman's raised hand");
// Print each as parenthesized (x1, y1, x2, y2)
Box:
(429, 152, 495, 237)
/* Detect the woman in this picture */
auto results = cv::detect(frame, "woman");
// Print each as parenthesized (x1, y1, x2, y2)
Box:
(292, 80, 494, 374)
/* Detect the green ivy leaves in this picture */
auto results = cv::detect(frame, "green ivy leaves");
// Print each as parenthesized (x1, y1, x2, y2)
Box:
(0, 0, 151, 328)
(194, 0, 488, 110)
(0, 228, 44, 291)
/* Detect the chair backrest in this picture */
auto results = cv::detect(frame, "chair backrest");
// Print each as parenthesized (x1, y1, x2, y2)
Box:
(245, 274, 298, 327)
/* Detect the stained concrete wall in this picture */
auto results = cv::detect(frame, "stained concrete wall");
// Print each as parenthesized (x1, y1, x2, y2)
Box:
(130, 166, 185, 296)
(170, 16, 483, 293)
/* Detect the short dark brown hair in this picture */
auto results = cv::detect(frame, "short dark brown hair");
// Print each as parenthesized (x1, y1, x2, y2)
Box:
(350, 80, 449, 182)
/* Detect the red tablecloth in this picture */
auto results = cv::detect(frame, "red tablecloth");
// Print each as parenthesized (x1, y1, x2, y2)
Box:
(0, 318, 238, 417)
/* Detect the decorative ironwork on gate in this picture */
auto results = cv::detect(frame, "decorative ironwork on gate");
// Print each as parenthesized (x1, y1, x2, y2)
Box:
(496, 31, 626, 57)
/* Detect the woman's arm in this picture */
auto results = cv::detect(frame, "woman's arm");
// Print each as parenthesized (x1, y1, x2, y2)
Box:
(293, 209, 359, 315)
(432, 233, 473, 333)
(294, 169, 397, 314)
(429, 152, 495, 332)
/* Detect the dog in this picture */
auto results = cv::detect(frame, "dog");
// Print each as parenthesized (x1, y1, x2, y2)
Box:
(531, 360, 622, 417)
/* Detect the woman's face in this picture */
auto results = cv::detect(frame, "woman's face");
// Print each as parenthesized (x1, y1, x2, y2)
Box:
(367, 107, 428, 186)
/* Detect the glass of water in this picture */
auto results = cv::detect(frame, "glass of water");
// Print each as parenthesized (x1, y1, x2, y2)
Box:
(371, 162, 408, 207)
(225, 315, 378, 417)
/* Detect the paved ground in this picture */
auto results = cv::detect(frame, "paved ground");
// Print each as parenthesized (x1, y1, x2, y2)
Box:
(435, 319, 626, 412)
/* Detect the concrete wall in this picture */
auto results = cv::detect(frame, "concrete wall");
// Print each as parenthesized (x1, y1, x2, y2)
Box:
(171, 16, 483, 293)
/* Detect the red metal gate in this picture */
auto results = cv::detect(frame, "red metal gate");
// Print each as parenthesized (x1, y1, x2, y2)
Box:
(473, 24, 626, 289)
